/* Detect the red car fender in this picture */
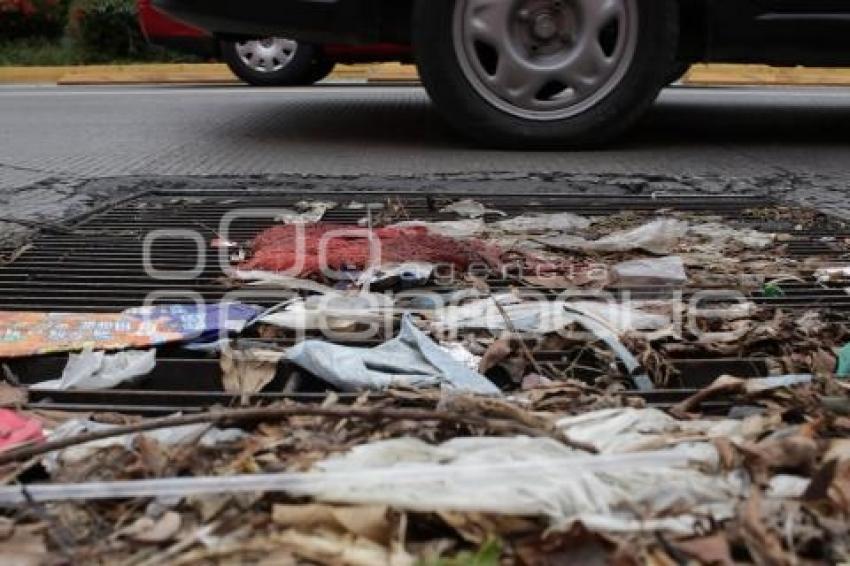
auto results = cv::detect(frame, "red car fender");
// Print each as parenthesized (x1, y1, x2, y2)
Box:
(138, 0, 207, 40)
(138, 0, 411, 62)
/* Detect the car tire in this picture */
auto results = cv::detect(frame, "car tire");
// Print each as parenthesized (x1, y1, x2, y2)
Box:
(664, 61, 691, 85)
(305, 56, 337, 85)
(413, 0, 679, 148)
(221, 38, 324, 87)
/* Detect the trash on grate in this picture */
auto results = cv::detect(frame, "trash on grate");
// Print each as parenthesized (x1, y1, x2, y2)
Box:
(0, 374, 846, 563)
(260, 293, 394, 332)
(220, 348, 285, 401)
(490, 211, 592, 233)
(34, 348, 156, 391)
(0, 303, 260, 358)
(610, 255, 688, 286)
(4, 193, 850, 563)
(391, 218, 485, 238)
(285, 315, 500, 394)
(240, 224, 503, 278)
(439, 199, 506, 219)
(0, 408, 43, 452)
(537, 218, 690, 255)
(275, 200, 338, 224)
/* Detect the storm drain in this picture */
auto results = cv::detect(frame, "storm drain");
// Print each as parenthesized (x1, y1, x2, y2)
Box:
(1, 189, 848, 414)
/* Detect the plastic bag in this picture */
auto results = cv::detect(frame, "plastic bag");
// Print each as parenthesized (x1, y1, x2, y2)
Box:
(35, 348, 156, 391)
(611, 256, 688, 286)
(285, 315, 500, 395)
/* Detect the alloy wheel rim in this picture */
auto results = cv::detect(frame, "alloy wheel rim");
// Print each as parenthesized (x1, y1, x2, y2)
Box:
(453, 0, 639, 121)
(235, 38, 298, 73)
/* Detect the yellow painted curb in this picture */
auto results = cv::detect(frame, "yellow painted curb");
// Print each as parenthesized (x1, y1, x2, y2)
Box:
(683, 64, 850, 87)
(58, 63, 236, 85)
(3, 62, 850, 86)
(367, 63, 420, 83)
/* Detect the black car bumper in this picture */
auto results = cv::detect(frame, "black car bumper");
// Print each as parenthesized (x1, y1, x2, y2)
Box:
(152, 0, 380, 44)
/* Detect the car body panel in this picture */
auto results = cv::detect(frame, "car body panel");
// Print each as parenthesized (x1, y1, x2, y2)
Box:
(139, 0, 218, 56)
(153, 0, 850, 66)
(142, 0, 411, 62)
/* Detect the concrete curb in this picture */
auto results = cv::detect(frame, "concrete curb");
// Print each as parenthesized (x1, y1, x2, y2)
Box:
(683, 64, 850, 87)
(2, 62, 850, 87)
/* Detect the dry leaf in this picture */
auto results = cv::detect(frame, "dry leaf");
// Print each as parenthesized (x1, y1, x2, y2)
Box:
(478, 337, 516, 374)
(0, 382, 27, 406)
(739, 492, 793, 566)
(515, 526, 613, 566)
(803, 456, 850, 515)
(438, 511, 538, 545)
(273, 503, 393, 544)
(121, 511, 182, 543)
(672, 533, 734, 566)
(0, 526, 48, 566)
(273, 528, 414, 566)
(738, 435, 819, 485)
(220, 349, 283, 401)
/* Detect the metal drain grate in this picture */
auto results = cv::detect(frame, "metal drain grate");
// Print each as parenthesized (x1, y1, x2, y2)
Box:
(2, 189, 848, 414)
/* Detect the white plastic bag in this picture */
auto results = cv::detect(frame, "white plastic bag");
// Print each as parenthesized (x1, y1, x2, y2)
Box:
(611, 256, 688, 286)
(35, 348, 156, 391)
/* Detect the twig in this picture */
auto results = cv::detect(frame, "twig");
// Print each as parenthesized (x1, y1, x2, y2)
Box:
(0, 244, 32, 267)
(0, 404, 587, 466)
(490, 294, 549, 378)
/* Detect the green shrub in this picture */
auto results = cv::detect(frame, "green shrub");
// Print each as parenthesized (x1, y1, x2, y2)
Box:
(0, 0, 70, 40)
(67, 0, 144, 59)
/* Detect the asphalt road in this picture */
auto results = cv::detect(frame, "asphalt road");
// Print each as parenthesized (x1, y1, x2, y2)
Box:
(0, 83, 849, 241)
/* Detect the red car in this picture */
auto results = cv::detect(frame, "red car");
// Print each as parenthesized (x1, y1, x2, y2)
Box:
(137, 0, 410, 86)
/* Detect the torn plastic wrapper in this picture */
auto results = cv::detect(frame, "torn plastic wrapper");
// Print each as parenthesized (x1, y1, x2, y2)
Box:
(815, 266, 850, 283)
(428, 294, 671, 334)
(274, 200, 337, 224)
(285, 315, 500, 395)
(428, 296, 659, 390)
(610, 256, 688, 286)
(690, 223, 774, 250)
(556, 407, 772, 454)
(538, 219, 689, 255)
(389, 219, 485, 239)
(0, 303, 261, 358)
(34, 348, 156, 391)
(357, 262, 435, 290)
(439, 199, 505, 219)
(260, 293, 394, 332)
(491, 212, 592, 234)
(0, 436, 745, 537)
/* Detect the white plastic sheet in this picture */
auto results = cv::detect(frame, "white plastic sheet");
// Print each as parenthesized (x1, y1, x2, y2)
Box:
(538, 219, 689, 255)
(690, 223, 774, 250)
(611, 256, 688, 286)
(261, 293, 394, 332)
(390, 219, 485, 238)
(285, 315, 500, 395)
(429, 294, 671, 334)
(34, 348, 156, 391)
(491, 212, 591, 234)
(439, 199, 505, 219)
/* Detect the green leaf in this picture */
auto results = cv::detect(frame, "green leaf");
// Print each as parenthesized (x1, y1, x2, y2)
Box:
(420, 537, 502, 566)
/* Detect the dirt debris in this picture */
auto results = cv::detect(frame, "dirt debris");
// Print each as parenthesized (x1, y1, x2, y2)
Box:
(2, 199, 850, 563)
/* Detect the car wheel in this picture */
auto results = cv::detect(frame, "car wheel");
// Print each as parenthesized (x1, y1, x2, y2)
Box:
(414, 0, 678, 148)
(221, 38, 323, 87)
(664, 61, 691, 86)
(305, 56, 337, 85)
